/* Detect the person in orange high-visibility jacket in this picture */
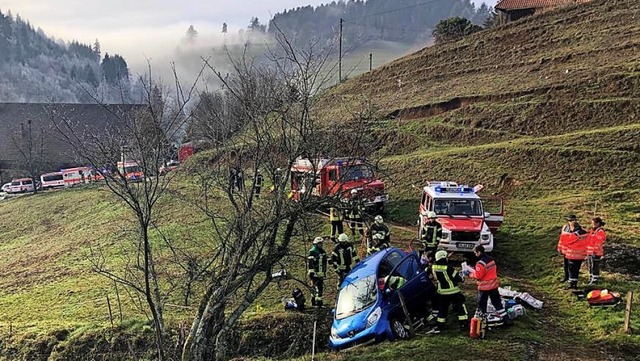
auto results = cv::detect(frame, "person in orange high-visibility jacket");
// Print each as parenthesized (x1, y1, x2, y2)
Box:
(557, 215, 576, 283)
(472, 245, 508, 322)
(587, 217, 606, 285)
(564, 221, 588, 289)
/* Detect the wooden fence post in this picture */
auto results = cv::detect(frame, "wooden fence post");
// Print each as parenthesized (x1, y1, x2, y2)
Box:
(624, 291, 634, 334)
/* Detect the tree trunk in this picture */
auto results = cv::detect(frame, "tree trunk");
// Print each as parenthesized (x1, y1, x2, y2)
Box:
(183, 287, 227, 361)
(142, 223, 166, 360)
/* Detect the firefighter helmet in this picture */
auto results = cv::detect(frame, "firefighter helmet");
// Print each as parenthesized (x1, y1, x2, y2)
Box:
(337, 233, 350, 243)
(435, 250, 448, 261)
(313, 237, 324, 244)
(427, 211, 437, 219)
(351, 189, 358, 195)
(374, 215, 383, 224)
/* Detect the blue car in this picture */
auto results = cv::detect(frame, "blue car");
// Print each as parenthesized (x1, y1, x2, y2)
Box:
(329, 248, 435, 350)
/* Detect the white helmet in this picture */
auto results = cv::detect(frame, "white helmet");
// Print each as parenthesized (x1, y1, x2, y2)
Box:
(435, 250, 448, 261)
(313, 236, 324, 245)
(427, 211, 437, 219)
(337, 233, 349, 243)
(374, 215, 383, 224)
(373, 233, 384, 240)
(350, 189, 358, 195)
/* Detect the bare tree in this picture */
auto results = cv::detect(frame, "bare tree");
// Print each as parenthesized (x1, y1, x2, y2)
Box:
(49, 67, 202, 361)
(178, 32, 382, 361)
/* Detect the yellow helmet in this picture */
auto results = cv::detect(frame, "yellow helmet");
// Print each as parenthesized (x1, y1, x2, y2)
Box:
(435, 250, 448, 261)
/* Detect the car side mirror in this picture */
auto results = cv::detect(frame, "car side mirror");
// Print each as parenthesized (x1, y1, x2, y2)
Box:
(484, 212, 490, 218)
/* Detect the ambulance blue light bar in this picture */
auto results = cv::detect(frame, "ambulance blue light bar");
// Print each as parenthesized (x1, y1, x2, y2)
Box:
(434, 185, 474, 193)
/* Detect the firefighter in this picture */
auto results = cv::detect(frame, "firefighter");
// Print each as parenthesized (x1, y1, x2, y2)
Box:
(557, 215, 576, 283)
(367, 233, 388, 255)
(421, 211, 442, 256)
(307, 237, 328, 307)
(347, 190, 365, 239)
(367, 215, 391, 249)
(471, 245, 508, 323)
(253, 170, 263, 199)
(328, 205, 344, 242)
(587, 217, 607, 286)
(564, 221, 588, 289)
(432, 250, 469, 331)
(330, 233, 360, 290)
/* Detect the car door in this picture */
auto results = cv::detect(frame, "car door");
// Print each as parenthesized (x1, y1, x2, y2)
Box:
(387, 253, 430, 314)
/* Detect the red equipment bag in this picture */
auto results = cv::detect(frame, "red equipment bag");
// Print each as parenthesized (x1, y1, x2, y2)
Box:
(587, 290, 621, 306)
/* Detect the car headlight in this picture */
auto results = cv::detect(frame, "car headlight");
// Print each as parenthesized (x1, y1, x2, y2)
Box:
(366, 307, 382, 329)
(441, 232, 450, 241)
(481, 234, 490, 241)
(331, 327, 341, 339)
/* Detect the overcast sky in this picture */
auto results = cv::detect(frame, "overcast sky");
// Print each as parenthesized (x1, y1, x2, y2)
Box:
(2, 0, 497, 73)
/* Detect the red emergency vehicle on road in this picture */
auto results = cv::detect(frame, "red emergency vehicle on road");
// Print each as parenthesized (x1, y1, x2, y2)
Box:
(290, 157, 389, 211)
(418, 181, 504, 252)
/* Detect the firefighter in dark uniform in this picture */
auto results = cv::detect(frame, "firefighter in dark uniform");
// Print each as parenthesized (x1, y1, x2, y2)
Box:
(329, 205, 344, 242)
(307, 237, 328, 307)
(432, 250, 469, 332)
(253, 170, 264, 199)
(330, 233, 360, 290)
(421, 211, 442, 256)
(347, 189, 365, 239)
(367, 215, 390, 253)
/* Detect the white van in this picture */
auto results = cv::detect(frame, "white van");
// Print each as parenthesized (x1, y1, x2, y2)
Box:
(9, 178, 35, 193)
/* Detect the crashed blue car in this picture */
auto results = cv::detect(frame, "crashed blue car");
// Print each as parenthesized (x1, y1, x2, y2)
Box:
(329, 247, 435, 350)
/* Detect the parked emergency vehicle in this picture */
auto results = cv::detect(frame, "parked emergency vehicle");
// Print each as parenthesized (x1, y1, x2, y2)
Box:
(61, 167, 92, 187)
(178, 143, 195, 163)
(418, 181, 504, 252)
(290, 157, 388, 210)
(40, 172, 65, 189)
(8, 178, 35, 193)
(117, 161, 143, 181)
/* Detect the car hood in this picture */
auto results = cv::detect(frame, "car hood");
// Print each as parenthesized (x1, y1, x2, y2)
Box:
(332, 303, 378, 338)
(438, 218, 484, 232)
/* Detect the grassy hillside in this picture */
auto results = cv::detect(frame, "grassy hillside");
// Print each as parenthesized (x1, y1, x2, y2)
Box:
(0, 0, 639, 359)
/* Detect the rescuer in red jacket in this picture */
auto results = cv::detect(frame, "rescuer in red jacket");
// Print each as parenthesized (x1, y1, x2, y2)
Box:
(472, 245, 508, 323)
(557, 215, 576, 283)
(564, 221, 588, 289)
(587, 217, 606, 286)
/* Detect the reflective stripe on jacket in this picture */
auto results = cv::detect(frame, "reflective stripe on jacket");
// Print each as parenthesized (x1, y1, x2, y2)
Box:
(432, 264, 462, 295)
(587, 227, 606, 257)
(474, 254, 499, 291)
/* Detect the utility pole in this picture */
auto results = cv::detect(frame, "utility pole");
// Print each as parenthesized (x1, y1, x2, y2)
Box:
(369, 53, 373, 71)
(339, 18, 343, 83)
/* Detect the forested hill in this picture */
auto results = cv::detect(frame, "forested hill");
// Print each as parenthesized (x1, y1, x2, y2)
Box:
(0, 10, 135, 103)
(269, 0, 491, 47)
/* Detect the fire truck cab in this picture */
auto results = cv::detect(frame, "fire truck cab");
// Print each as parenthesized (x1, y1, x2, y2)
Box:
(418, 181, 504, 253)
(290, 157, 389, 210)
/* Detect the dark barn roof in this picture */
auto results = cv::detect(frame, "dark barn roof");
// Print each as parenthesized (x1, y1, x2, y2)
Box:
(496, 0, 578, 11)
(0, 103, 146, 177)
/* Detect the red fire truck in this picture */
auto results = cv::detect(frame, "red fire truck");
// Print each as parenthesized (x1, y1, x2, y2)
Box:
(418, 181, 504, 253)
(290, 157, 389, 211)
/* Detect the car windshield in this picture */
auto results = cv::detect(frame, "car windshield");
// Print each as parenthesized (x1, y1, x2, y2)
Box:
(434, 199, 483, 216)
(342, 164, 373, 181)
(335, 274, 378, 320)
(125, 165, 141, 173)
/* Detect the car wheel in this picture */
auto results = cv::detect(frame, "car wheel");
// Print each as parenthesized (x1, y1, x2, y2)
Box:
(390, 318, 409, 340)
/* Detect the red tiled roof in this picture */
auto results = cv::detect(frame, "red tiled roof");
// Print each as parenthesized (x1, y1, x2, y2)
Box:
(495, 0, 577, 10)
